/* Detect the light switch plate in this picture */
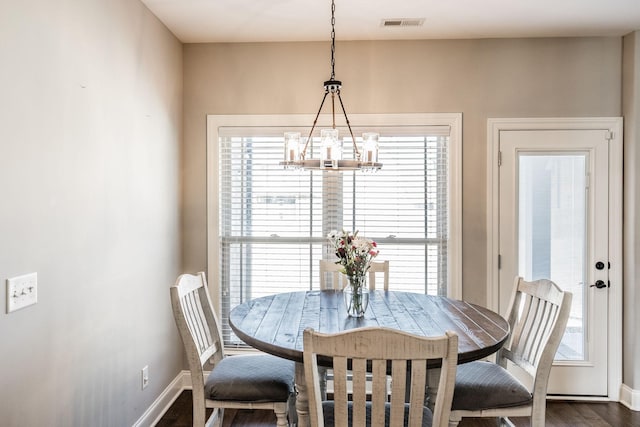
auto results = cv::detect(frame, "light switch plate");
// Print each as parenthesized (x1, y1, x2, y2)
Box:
(141, 365, 149, 390)
(6, 273, 38, 313)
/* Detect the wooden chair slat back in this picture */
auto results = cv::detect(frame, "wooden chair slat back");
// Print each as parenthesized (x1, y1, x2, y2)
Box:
(500, 276, 573, 385)
(303, 327, 458, 427)
(319, 260, 346, 290)
(170, 272, 225, 374)
(319, 259, 390, 291)
(367, 260, 390, 291)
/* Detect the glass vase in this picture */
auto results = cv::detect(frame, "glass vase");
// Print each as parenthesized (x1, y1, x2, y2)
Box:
(344, 275, 369, 317)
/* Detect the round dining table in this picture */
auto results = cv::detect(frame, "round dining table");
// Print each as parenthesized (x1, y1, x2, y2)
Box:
(229, 290, 509, 427)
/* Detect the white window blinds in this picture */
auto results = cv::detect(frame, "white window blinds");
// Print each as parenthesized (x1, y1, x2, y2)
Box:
(217, 123, 453, 347)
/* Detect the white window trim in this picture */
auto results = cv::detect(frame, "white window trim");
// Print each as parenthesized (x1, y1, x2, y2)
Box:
(207, 113, 462, 313)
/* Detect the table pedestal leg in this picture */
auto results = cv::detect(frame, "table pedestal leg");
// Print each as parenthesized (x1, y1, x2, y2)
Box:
(318, 367, 327, 400)
(295, 362, 309, 427)
(426, 367, 440, 412)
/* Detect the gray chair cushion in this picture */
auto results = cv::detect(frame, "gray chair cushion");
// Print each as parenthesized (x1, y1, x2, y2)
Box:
(204, 354, 295, 402)
(320, 400, 433, 427)
(452, 361, 533, 411)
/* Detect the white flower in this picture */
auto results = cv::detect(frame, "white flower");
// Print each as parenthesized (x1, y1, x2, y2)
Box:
(353, 238, 370, 255)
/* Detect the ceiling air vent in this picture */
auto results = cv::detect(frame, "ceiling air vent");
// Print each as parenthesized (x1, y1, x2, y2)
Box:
(381, 18, 425, 27)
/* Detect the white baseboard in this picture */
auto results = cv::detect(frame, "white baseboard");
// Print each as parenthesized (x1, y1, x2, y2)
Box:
(133, 371, 191, 427)
(620, 383, 640, 411)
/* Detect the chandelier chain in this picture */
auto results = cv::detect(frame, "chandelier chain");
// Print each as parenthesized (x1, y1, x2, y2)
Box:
(330, 0, 336, 80)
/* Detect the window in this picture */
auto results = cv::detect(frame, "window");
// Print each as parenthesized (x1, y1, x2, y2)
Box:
(208, 114, 461, 347)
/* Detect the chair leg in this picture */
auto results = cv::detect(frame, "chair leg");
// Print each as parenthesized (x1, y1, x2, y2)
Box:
(212, 408, 224, 427)
(274, 405, 288, 427)
(448, 412, 462, 427)
(288, 395, 298, 426)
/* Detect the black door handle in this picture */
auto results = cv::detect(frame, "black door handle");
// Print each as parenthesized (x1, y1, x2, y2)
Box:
(590, 280, 607, 289)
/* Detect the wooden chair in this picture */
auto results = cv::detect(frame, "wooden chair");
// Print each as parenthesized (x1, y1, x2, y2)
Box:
(319, 259, 389, 290)
(448, 276, 573, 427)
(303, 327, 458, 427)
(170, 272, 295, 427)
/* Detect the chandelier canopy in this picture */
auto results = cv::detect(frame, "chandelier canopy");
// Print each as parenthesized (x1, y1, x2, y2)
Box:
(281, 0, 382, 172)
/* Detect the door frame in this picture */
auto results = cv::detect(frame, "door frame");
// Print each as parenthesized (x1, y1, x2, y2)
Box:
(486, 117, 623, 401)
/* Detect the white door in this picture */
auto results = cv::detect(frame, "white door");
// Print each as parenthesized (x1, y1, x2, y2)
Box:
(496, 124, 621, 397)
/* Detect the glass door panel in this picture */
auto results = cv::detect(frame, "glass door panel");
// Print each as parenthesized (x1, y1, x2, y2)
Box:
(518, 153, 587, 361)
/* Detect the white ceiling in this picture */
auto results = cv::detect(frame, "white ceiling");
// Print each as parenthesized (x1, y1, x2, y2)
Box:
(140, 0, 640, 44)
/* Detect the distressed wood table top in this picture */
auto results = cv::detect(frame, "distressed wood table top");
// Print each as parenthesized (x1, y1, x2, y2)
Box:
(229, 290, 509, 365)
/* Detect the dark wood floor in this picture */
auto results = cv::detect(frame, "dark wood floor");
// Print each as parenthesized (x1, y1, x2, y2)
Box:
(156, 390, 640, 427)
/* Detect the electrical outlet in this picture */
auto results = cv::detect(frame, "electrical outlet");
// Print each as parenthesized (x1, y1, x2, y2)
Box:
(141, 365, 149, 390)
(6, 273, 38, 313)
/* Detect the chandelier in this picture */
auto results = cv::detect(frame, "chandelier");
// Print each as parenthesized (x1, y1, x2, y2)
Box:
(281, 0, 382, 172)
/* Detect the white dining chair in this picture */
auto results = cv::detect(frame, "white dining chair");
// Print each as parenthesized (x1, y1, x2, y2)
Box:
(319, 259, 389, 290)
(448, 276, 572, 427)
(303, 326, 458, 427)
(170, 272, 296, 427)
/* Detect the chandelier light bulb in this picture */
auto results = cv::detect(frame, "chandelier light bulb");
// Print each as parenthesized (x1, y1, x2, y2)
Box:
(320, 129, 341, 169)
(283, 132, 301, 169)
(361, 132, 379, 164)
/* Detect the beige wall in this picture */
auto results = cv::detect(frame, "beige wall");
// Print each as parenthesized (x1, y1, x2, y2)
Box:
(0, 1, 183, 425)
(183, 37, 622, 304)
(623, 31, 640, 390)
